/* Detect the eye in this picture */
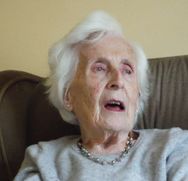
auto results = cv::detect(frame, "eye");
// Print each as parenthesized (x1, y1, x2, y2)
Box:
(91, 63, 107, 73)
(122, 64, 133, 75)
(96, 66, 106, 71)
(125, 68, 132, 74)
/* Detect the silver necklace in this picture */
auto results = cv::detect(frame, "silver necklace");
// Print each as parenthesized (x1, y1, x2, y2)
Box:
(77, 134, 135, 166)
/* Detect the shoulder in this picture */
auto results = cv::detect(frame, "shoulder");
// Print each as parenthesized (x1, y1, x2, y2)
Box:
(138, 128, 188, 153)
(136, 128, 188, 179)
(140, 127, 187, 134)
(140, 127, 188, 140)
(14, 136, 80, 180)
(26, 135, 79, 159)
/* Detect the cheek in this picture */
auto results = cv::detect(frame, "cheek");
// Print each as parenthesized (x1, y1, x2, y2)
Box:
(71, 84, 97, 109)
(86, 76, 104, 97)
(87, 70, 107, 95)
(93, 84, 101, 97)
(126, 84, 139, 103)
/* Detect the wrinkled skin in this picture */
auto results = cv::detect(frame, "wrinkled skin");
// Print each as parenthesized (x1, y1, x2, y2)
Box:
(66, 34, 139, 154)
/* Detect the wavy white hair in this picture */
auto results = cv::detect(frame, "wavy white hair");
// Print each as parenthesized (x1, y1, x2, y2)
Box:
(46, 11, 149, 125)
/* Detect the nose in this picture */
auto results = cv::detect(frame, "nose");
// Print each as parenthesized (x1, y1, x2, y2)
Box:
(106, 70, 124, 90)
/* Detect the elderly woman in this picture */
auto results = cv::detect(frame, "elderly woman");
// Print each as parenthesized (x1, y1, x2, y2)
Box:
(14, 11, 188, 181)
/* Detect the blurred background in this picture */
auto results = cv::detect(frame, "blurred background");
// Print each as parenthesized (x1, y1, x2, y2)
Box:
(0, 0, 188, 76)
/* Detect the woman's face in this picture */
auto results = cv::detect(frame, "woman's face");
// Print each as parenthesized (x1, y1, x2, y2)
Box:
(68, 35, 139, 133)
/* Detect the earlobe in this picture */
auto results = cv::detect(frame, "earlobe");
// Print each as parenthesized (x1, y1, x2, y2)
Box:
(64, 90, 73, 111)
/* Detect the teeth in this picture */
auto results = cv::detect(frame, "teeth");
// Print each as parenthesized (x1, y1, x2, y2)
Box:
(109, 101, 121, 105)
(105, 100, 125, 110)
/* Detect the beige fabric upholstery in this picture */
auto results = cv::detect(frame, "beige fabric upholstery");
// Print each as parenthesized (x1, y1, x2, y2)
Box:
(0, 55, 188, 181)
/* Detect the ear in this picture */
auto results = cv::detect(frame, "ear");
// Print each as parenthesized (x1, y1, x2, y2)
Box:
(63, 90, 73, 111)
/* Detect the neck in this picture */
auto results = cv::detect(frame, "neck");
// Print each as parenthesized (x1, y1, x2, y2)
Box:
(80, 128, 134, 155)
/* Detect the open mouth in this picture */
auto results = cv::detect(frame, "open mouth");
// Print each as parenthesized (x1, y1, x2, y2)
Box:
(104, 99, 125, 112)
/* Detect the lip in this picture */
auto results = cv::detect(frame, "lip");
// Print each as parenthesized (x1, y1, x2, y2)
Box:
(103, 99, 125, 112)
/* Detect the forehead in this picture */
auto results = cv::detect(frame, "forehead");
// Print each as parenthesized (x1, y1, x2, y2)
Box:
(79, 34, 136, 64)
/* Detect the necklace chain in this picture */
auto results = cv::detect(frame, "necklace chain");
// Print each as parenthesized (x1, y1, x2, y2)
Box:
(77, 134, 135, 166)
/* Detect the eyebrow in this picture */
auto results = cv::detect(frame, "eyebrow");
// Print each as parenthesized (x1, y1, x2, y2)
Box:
(95, 57, 133, 66)
(94, 57, 109, 64)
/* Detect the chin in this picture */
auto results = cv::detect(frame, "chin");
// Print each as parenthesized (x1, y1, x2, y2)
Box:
(102, 119, 132, 132)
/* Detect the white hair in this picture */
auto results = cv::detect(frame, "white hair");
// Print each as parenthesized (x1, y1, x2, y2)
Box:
(46, 10, 149, 125)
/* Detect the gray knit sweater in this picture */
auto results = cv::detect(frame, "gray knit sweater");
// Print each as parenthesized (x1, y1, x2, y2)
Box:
(14, 128, 188, 181)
